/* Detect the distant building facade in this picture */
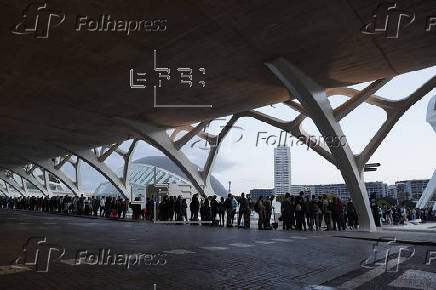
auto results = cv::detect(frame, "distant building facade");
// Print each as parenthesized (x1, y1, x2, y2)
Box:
(387, 185, 397, 199)
(288, 179, 428, 202)
(395, 182, 408, 202)
(249, 189, 274, 201)
(274, 146, 291, 195)
(365, 182, 388, 199)
(395, 179, 429, 200)
(290, 182, 388, 201)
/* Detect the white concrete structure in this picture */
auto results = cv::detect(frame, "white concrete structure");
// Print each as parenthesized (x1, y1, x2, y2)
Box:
(238, 58, 435, 232)
(274, 146, 291, 195)
(417, 95, 436, 210)
(1, 63, 433, 231)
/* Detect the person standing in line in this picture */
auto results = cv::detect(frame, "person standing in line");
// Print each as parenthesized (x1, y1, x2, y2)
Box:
(205, 196, 212, 223)
(93, 197, 99, 216)
(116, 197, 122, 218)
(281, 193, 292, 230)
(78, 194, 84, 215)
(289, 195, 296, 230)
(295, 192, 307, 231)
(237, 193, 246, 228)
(330, 197, 338, 230)
(305, 195, 314, 231)
(322, 195, 331, 230)
(224, 194, 233, 227)
(231, 195, 238, 225)
(181, 198, 188, 221)
(263, 195, 273, 230)
(174, 196, 182, 221)
(313, 196, 321, 231)
(169, 196, 176, 221)
(190, 194, 199, 221)
(346, 200, 358, 229)
(386, 206, 393, 225)
(100, 196, 105, 217)
(243, 194, 252, 229)
(256, 196, 265, 230)
(218, 197, 225, 226)
(333, 197, 345, 230)
(295, 195, 303, 230)
(210, 195, 219, 225)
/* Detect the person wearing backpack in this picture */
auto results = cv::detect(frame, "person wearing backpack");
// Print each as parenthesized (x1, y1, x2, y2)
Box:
(255, 196, 265, 230)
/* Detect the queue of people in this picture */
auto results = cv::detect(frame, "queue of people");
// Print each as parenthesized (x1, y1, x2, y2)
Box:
(375, 205, 436, 225)
(0, 195, 129, 219)
(280, 191, 359, 231)
(3, 193, 433, 231)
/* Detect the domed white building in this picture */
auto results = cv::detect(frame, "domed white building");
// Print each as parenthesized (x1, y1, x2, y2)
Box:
(94, 156, 227, 198)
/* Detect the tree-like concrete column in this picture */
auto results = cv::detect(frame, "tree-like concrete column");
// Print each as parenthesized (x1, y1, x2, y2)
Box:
(264, 58, 436, 231)
(265, 57, 376, 231)
(417, 95, 436, 210)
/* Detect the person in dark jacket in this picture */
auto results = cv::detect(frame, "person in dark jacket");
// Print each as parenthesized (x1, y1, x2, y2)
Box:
(295, 192, 306, 231)
(281, 193, 292, 230)
(190, 194, 199, 221)
(218, 197, 225, 226)
(210, 195, 219, 225)
(237, 193, 246, 228)
(256, 196, 265, 230)
(224, 194, 233, 227)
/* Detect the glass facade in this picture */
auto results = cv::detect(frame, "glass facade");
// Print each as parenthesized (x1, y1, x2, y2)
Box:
(94, 163, 190, 197)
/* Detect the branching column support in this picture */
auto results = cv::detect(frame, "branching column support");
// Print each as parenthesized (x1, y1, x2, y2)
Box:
(263, 57, 435, 231)
(266, 58, 377, 231)
(0, 169, 26, 196)
(119, 118, 235, 198)
(57, 140, 138, 200)
(0, 185, 8, 197)
(9, 165, 51, 197)
(32, 158, 81, 196)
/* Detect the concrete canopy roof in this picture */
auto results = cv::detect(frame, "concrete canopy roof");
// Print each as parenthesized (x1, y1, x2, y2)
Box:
(1, 0, 435, 167)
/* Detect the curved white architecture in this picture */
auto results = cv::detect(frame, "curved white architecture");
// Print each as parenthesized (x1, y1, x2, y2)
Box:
(417, 95, 436, 209)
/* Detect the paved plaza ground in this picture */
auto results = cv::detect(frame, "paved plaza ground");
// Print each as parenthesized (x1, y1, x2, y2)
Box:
(1, 209, 436, 289)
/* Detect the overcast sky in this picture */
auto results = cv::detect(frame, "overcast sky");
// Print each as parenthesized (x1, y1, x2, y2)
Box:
(76, 66, 436, 195)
